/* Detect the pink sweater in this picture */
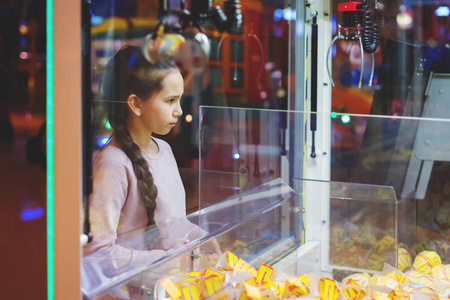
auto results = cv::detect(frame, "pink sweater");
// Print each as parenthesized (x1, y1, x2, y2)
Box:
(81, 137, 208, 296)
(83, 137, 203, 258)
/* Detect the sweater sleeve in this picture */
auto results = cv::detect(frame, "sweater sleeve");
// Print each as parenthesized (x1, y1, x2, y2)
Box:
(84, 147, 129, 254)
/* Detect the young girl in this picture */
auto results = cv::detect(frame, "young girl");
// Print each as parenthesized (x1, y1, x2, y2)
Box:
(83, 45, 218, 266)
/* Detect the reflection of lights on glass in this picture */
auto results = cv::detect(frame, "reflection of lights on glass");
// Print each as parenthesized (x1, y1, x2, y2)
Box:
(185, 114, 193, 123)
(331, 112, 338, 119)
(260, 91, 267, 99)
(272, 70, 282, 79)
(396, 13, 412, 29)
(25, 112, 32, 122)
(283, 8, 296, 21)
(273, 9, 283, 21)
(20, 52, 30, 59)
(276, 88, 286, 98)
(97, 137, 109, 147)
(97, 57, 108, 66)
(103, 118, 112, 130)
(234, 153, 240, 159)
(91, 14, 104, 25)
(20, 37, 27, 48)
(435, 6, 450, 17)
(19, 23, 28, 35)
(356, 125, 365, 134)
(341, 114, 351, 123)
(21, 207, 44, 221)
(396, 6, 413, 29)
(265, 62, 275, 71)
(273, 8, 296, 22)
(332, 15, 337, 35)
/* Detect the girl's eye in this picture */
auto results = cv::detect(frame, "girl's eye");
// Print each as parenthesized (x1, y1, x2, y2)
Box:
(168, 99, 175, 103)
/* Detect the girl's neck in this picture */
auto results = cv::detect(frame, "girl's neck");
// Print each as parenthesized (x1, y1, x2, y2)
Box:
(126, 119, 158, 154)
(129, 131, 159, 154)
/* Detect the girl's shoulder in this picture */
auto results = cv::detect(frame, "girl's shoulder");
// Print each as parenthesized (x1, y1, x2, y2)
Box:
(152, 137, 172, 153)
(93, 143, 130, 166)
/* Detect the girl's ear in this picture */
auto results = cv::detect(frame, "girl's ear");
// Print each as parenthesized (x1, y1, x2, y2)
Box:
(127, 94, 142, 117)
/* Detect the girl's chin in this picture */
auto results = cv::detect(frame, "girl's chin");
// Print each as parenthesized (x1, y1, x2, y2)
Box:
(154, 129, 172, 136)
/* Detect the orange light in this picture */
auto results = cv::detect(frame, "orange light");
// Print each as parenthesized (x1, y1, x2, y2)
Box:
(185, 114, 193, 123)
(19, 24, 29, 35)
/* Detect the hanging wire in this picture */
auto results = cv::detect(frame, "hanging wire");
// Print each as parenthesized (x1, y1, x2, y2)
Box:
(358, 35, 364, 88)
(326, 35, 339, 86)
(368, 52, 375, 86)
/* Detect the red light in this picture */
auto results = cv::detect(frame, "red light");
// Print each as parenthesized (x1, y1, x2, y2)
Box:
(338, 1, 364, 12)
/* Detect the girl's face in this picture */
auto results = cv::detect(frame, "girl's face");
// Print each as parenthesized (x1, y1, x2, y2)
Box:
(140, 70, 184, 136)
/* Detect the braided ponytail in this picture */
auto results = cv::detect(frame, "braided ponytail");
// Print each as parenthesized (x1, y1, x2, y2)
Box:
(100, 45, 178, 226)
(113, 123, 158, 225)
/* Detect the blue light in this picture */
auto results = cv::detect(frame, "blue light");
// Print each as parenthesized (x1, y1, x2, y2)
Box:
(283, 8, 296, 21)
(97, 137, 109, 147)
(273, 9, 283, 22)
(234, 153, 240, 159)
(435, 6, 450, 17)
(332, 15, 337, 35)
(20, 37, 27, 48)
(91, 14, 104, 26)
(21, 207, 44, 221)
(274, 8, 297, 22)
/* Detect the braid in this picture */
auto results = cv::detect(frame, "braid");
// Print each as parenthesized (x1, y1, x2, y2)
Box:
(113, 123, 158, 225)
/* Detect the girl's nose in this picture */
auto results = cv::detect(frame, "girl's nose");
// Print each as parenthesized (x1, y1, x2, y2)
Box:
(174, 102, 183, 117)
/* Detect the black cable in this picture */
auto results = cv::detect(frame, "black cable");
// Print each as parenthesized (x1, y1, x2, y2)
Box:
(359, 0, 379, 54)
(210, 0, 242, 33)
(310, 16, 318, 158)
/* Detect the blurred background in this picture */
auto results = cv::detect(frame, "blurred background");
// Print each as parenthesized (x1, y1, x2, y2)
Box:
(0, 0, 47, 298)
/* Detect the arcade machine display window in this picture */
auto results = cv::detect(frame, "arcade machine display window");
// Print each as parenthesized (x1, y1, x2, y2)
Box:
(331, 38, 450, 264)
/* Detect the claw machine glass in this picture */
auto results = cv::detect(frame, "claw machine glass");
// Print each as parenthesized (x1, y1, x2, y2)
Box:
(79, 0, 450, 299)
(83, 107, 438, 299)
(87, 0, 298, 218)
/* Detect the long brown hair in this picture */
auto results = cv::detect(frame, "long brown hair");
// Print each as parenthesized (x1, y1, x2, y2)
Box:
(100, 45, 179, 225)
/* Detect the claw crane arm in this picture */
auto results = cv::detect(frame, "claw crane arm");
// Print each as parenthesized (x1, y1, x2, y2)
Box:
(326, 0, 380, 88)
(143, 0, 243, 63)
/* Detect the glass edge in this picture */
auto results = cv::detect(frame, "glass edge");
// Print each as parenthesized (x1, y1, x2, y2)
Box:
(198, 105, 450, 122)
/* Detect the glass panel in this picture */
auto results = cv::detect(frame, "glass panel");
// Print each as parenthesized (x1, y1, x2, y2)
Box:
(83, 1, 294, 297)
(88, 0, 292, 218)
(209, 66, 222, 89)
(209, 37, 222, 61)
(80, 0, 450, 299)
(230, 67, 244, 88)
(230, 40, 244, 63)
(330, 4, 450, 116)
(82, 107, 450, 298)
